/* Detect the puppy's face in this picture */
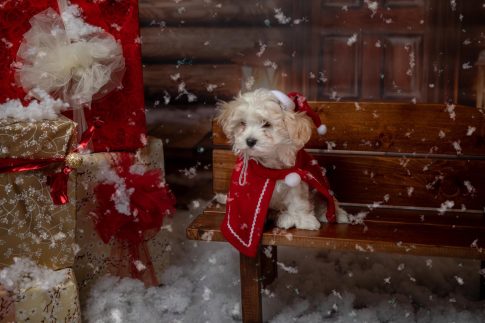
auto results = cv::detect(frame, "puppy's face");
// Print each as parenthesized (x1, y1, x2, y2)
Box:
(216, 89, 313, 167)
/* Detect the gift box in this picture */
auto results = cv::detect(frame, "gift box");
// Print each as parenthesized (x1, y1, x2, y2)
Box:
(0, 116, 78, 270)
(1, 259, 81, 323)
(0, 0, 146, 152)
(74, 137, 173, 302)
(0, 285, 15, 323)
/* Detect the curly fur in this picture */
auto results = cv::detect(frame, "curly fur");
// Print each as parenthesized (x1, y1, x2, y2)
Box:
(217, 89, 348, 230)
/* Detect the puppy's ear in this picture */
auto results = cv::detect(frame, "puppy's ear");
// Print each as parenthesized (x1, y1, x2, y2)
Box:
(215, 99, 238, 142)
(284, 111, 313, 148)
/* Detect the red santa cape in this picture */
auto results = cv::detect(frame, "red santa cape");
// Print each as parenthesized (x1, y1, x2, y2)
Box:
(221, 149, 336, 257)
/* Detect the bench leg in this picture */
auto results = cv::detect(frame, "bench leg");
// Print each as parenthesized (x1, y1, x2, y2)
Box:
(261, 246, 278, 288)
(481, 261, 485, 300)
(240, 252, 263, 323)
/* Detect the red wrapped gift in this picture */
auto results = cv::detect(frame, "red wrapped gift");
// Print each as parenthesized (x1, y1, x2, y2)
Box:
(0, 0, 146, 152)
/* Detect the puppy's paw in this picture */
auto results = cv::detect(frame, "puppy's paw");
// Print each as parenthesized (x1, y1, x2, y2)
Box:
(336, 207, 350, 223)
(296, 214, 321, 230)
(276, 212, 297, 229)
(214, 193, 227, 205)
(319, 207, 350, 223)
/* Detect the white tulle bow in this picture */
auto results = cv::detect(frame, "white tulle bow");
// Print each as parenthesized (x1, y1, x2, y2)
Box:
(15, 4, 125, 109)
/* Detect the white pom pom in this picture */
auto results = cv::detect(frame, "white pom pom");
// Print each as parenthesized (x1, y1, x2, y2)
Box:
(271, 90, 295, 111)
(284, 172, 301, 187)
(317, 124, 327, 135)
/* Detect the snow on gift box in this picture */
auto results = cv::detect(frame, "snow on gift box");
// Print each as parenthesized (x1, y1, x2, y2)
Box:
(0, 258, 81, 322)
(0, 0, 146, 152)
(74, 137, 176, 303)
(0, 105, 80, 271)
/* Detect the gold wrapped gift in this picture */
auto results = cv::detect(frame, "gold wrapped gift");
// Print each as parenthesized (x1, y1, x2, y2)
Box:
(0, 117, 78, 270)
(74, 137, 171, 302)
(8, 268, 81, 323)
(0, 116, 77, 159)
(0, 284, 16, 323)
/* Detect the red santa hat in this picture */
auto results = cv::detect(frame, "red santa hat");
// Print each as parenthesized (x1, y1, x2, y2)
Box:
(271, 90, 327, 135)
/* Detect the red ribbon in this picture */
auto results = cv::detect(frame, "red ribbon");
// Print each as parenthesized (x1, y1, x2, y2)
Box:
(93, 153, 176, 286)
(0, 121, 100, 205)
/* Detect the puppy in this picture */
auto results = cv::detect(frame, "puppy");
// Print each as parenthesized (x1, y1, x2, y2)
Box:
(216, 89, 348, 230)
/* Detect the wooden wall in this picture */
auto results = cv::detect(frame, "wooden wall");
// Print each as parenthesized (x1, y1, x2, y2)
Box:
(140, 0, 298, 162)
(458, 1, 485, 106)
(140, 0, 485, 165)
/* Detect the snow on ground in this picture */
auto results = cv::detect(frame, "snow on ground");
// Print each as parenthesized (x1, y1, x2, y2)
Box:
(85, 202, 485, 323)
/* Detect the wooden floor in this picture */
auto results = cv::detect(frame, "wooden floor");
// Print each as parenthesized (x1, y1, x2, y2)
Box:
(187, 205, 485, 260)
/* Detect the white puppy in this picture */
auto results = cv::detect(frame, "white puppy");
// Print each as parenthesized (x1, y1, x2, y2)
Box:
(216, 89, 348, 230)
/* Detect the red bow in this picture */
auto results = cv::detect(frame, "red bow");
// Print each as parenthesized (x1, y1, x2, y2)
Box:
(92, 153, 176, 285)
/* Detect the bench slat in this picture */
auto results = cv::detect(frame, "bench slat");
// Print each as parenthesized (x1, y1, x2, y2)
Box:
(186, 208, 485, 260)
(213, 102, 485, 156)
(200, 205, 485, 230)
(213, 149, 485, 210)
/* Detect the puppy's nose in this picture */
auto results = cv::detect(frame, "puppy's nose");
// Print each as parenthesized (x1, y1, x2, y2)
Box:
(246, 137, 257, 148)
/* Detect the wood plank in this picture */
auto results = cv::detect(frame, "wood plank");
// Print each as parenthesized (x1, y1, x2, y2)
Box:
(146, 106, 214, 149)
(202, 204, 485, 228)
(240, 252, 263, 323)
(139, 0, 294, 26)
(316, 4, 426, 33)
(143, 64, 241, 102)
(481, 261, 485, 300)
(212, 149, 485, 210)
(186, 210, 485, 260)
(213, 102, 485, 156)
(260, 246, 277, 288)
(141, 27, 292, 64)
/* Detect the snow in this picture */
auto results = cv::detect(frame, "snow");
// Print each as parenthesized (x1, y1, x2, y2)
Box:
(0, 258, 67, 293)
(84, 205, 485, 322)
(95, 158, 133, 216)
(467, 126, 476, 136)
(347, 34, 358, 46)
(438, 200, 455, 214)
(0, 88, 67, 121)
(274, 8, 292, 25)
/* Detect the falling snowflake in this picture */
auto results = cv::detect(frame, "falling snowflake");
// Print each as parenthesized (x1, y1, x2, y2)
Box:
(206, 84, 218, 92)
(454, 275, 464, 285)
(445, 103, 456, 120)
(277, 262, 298, 274)
(466, 126, 476, 136)
(347, 33, 358, 46)
(256, 41, 267, 57)
(438, 200, 455, 214)
(463, 181, 476, 194)
(364, 0, 378, 17)
(452, 140, 462, 155)
(407, 187, 414, 197)
(133, 260, 146, 272)
(274, 8, 291, 24)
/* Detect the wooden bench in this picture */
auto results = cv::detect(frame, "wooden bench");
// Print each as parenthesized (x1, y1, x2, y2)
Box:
(187, 102, 485, 323)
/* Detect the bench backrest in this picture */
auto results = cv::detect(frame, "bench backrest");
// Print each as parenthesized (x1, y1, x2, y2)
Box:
(212, 102, 485, 215)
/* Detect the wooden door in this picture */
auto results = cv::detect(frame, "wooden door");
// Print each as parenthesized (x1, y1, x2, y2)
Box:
(300, 0, 462, 103)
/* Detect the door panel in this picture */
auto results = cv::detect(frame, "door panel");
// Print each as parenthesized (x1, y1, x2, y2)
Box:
(305, 0, 432, 102)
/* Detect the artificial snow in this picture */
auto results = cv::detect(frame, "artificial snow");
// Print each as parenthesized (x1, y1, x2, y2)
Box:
(0, 88, 67, 121)
(347, 34, 358, 46)
(467, 126, 477, 136)
(84, 205, 485, 323)
(0, 258, 67, 293)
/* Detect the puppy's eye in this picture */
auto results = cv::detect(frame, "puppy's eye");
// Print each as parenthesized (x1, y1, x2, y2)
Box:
(239, 121, 246, 127)
(262, 121, 272, 128)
